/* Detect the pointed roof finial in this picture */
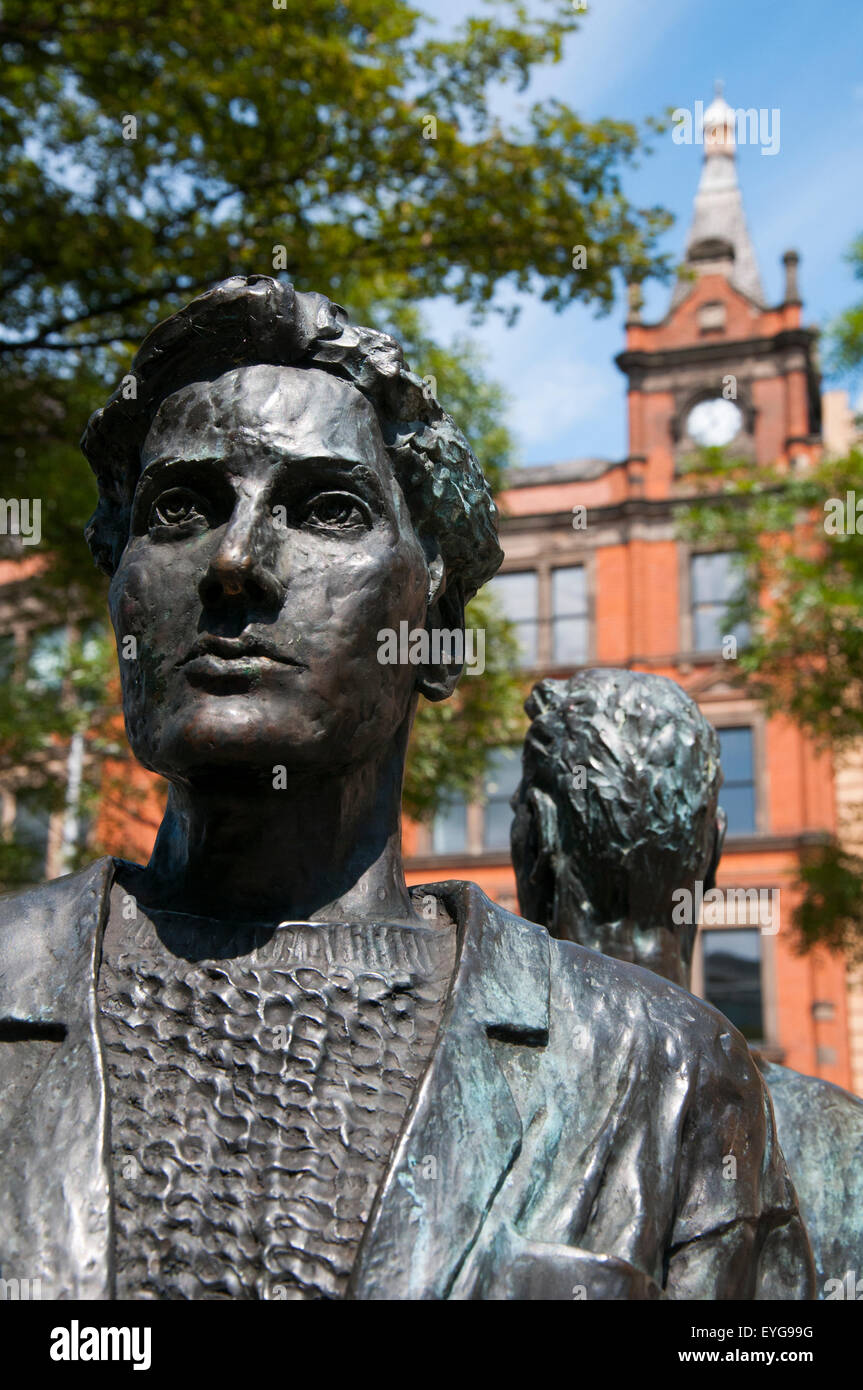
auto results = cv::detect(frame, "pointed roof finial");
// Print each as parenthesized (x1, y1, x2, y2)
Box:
(669, 84, 765, 310)
(703, 81, 735, 154)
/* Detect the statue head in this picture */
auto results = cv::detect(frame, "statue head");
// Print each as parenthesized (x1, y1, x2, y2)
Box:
(80, 277, 503, 788)
(511, 669, 726, 987)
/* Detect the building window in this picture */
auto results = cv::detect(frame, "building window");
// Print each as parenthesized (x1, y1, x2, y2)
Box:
(702, 927, 763, 1041)
(12, 789, 52, 882)
(690, 552, 749, 652)
(697, 300, 726, 334)
(551, 566, 588, 665)
(431, 795, 468, 857)
(489, 571, 538, 667)
(482, 746, 521, 851)
(717, 726, 756, 835)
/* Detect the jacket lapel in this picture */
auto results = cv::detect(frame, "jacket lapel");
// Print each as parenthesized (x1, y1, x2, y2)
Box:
(348, 882, 550, 1300)
(0, 857, 114, 1299)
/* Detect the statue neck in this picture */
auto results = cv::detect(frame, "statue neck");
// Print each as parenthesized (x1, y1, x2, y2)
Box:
(134, 720, 420, 926)
(554, 908, 693, 990)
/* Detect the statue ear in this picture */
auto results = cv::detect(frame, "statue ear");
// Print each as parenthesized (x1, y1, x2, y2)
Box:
(512, 786, 559, 925)
(704, 807, 727, 893)
(529, 787, 560, 868)
(415, 546, 466, 702)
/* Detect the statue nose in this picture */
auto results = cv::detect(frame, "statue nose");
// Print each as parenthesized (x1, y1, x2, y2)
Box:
(212, 555, 250, 598)
(198, 520, 285, 609)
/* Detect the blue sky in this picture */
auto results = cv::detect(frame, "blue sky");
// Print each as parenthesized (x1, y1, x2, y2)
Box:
(420, 0, 863, 465)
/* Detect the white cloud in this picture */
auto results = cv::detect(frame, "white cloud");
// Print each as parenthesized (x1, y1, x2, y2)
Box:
(527, 0, 694, 112)
(505, 356, 615, 454)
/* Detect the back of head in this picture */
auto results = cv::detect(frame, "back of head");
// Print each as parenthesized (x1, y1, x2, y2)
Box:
(511, 668, 724, 986)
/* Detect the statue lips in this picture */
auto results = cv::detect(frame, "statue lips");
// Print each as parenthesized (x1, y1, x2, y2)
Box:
(178, 634, 307, 688)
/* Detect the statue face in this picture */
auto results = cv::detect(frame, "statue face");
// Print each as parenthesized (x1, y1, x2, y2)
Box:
(108, 364, 431, 783)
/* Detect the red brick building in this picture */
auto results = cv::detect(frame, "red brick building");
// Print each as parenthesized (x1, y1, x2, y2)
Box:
(406, 89, 862, 1095)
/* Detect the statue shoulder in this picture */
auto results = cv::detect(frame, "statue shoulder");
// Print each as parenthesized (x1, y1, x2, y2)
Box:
(0, 858, 114, 1011)
(760, 1059, 863, 1151)
(0, 856, 113, 929)
(548, 933, 761, 1081)
(761, 1058, 863, 1111)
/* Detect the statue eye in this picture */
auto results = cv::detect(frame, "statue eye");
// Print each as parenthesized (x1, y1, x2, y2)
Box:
(301, 492, 370, 531)
(149, 488, 208, 529)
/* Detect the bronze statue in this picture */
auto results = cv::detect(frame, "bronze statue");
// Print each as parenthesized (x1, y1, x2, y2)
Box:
(0, 278, 813, 1299)
(512, 668, 861, 1299)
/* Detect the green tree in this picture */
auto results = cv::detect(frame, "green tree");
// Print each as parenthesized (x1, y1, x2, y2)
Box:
(1, 1, 670, 357)
(830, 234, 863, 380)
(0, 624, 128, 888)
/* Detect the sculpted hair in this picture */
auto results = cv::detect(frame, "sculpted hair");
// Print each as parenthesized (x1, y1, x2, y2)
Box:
(515, 668, 723, 920)
(80, 276, 503, 600)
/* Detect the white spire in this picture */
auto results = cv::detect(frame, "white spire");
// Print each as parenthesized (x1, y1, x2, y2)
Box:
(671, 83, 765, 309)
(702, 79, 736, 154)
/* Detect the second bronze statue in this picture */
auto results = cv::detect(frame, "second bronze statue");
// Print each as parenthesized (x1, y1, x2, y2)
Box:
(511, 667, 861, 1299)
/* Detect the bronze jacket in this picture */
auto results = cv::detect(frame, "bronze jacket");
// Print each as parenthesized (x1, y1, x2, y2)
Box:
(0, 859, 814, 1300)
(758, 1059, 863, 1298)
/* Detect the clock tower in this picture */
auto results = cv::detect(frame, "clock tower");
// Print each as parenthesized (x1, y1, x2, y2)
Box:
(616, 83, 822, 491)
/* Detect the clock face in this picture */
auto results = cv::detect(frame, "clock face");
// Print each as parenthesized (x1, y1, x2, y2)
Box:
(686, 397, 743, 447)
